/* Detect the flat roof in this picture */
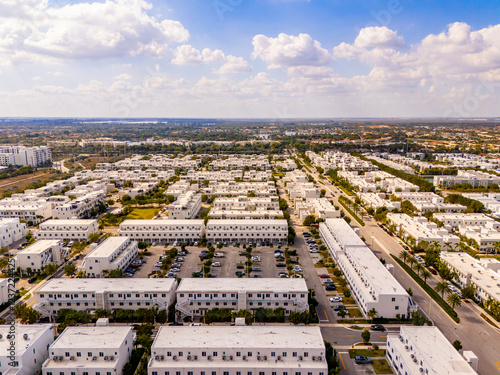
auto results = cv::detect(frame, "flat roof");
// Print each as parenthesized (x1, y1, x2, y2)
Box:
(19, 240, 61, 255)
(86, 237, 131, 258)
(37, 278, 176, 293)
(40, 219, 97, 226)
(51, 326, 132, 349)
(177, 278, 307, 293)
(397, 326, 476, 374)
(0, 324, 53, 356)
(153, 326, 324, 349)
(121, 219, 205, 226)
(206, 219, 288, 226)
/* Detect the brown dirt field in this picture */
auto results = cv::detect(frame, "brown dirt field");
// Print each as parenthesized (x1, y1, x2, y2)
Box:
(0, 171, 53, 195)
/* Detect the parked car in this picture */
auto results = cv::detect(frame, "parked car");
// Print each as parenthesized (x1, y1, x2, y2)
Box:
(355, 356, 372, 364)
(329, 297, 342, 303)
(235, 271, 245, 276)
(28, 276, 38, 284)
(236, 265, 245, 269)
(252, 274, 262, 278)
(276, 262, 286, 268)
(370, 324, 385, 331)
(214, 252, 224, 258)
(333, 305, 345, 311)
(155, 262, 163, 267)
(319, 274, 330, 278)
(252, 266, 262, 272)
(211, 262, 221, 267)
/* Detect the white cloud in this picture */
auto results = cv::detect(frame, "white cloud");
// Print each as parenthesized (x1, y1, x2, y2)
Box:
(114, 73, 133, 80)
(171, 45, 225, 65)
(354, 26, 404, 49)
(214, 56, 252, 74)
(32, 76, 41, 81)
(251, 33, 331, 68)
(0, 0, 190, 66)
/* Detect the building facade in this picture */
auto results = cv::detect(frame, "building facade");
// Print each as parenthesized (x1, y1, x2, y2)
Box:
(118, 220, 205, 244)
(16, 240, 65, 272)
(0, 217, 28, 248)
(0, 145, 51, 167)
(36, 219, 98, 241)
(205, 219, 287, 244)
(83, 237, 138, 277)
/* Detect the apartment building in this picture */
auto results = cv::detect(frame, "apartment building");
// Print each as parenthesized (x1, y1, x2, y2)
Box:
(34, 278, 177, 317)
(118, 182, 158, 200)
(168, 191, 202, 220)
(166, 181, 198, 197)
(36, 219, 98, 241)
(148, 326, 328, 375)
(175, 278, 308, 320)
(435, 152, 500, 170)
(0, 324, 54, 375)
(434, 170, 500, 189)
(0, 145, 51, 167)
(462, 193, 500, 216)
(83, 237, 138, 277)
(0, 217, 27, 248)
(322, 151, 377, 172)
(16, 240, 65, 272)
(205, 219, 287, 244)
(295, 198, 340, 222)
(365, 155, 416, 174)
(440, 252, 500, 303)
(394, 192, 466, 213)
(209, 196, 282, 219)
(42, 326, 134, 375)
(118, 219, 205, 244)
(0, 197, 53, 224)
(386, 326, 477, 375)
(53, 190, 106, 220)
(204, 181, 277, 197)
(338, 170, 419, 193)
(274, 157, 297, 171)
(320, 219, 413, 319)
(359, 193, 401, 211)
(0, 278, 9, 305)
(209, 155, 271, 171)
(184, 170, 242, 182)
(284, 169, 309, 183)
(287, 182, 320, 200)
(387, 213, 460, 248)
(111, 154, 200, 171)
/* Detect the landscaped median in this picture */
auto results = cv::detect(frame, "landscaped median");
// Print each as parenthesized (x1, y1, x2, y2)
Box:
(390, 255, 460, 323)
(338, 195, 365, 226)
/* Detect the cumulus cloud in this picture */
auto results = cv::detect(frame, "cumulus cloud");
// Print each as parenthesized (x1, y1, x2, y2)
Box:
(214, 56, 252, 74)
(252, 33, 331, 68)
(354, 26, 404, 49)
(0, 0, 190, 65)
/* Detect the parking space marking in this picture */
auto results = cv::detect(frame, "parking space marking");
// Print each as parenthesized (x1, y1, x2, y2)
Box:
(496, 362, 500, 371)
(323, 309, 329, 321)
(338, 353, 346, 370)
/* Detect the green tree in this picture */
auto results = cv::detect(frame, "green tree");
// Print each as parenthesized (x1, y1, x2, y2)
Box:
(398, 251, 409, 264)
(303, 215, 316, 226)
(367, 308, 377, 322)
(435, 281, 451, 299)
(13, 303, 40, 324)
(64, 263, 77, 276)
(447, 293, 462, 309)
(44, 263, 58, 275)
(461, 284, 476, 300)
(361, 330, 371, 344)
(452, 340, 463, 351)
(421, 269, 432, 284)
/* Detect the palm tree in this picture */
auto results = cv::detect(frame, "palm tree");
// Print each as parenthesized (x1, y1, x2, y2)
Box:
(407, 257, 417, 270)
(415, 263, 424, 276)
(399, 251, 409, 264)
(367, 308, 377, 322)
(421, 269, 432, 284)
(444, 241, 452, 252)
(493, 241, 500, 255)
(435, 281, 451, 299)
(447, 293, 462, 309)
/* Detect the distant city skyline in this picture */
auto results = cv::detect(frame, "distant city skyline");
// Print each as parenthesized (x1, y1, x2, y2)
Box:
(1, 0, 499, 118)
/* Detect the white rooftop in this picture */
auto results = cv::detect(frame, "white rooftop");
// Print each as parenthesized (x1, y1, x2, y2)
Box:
(0, 324, 52, 356)
(86, 236, 131, 258)
(51, 326, 132, 349)
(37, 278, 176, 293)
(153, 326, 324, 349)
(177, 278, 307, 293)
(19, 240, 61, 254)
(40, 219, 97, 226)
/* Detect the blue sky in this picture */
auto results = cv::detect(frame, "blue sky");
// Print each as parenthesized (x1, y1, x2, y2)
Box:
(1, 0, 499, 118)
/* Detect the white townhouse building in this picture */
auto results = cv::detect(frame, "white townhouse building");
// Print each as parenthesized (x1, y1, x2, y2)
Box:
(42, 326, 134, 375)
(0, 197, 53, 224)
(16, 240, 65, 272)
(34, 278, 177, 317)
(320, 219, 413, 319)
(175, 278, 309, 320)
(204, 181, 277, 197)
(118, 219, 205, 244)
(393, 192, 466, 213)
(0, 145, 51, 167)
(36, 219, 98, 241)
(209, 196, 282, 219)
(148, 326, 328, 375)
(287, 182, 320, 201)
(0, 278, 9, 305)
(205, 219, 287, 244)
(440, 252, 500, 304)
(165, 181, 197, 198)
(434, 170, 500, 189)
(359, 193, 401, 211)
(0, 218, 27, 248)
(168, 191, 202, 220)
(83, 237, 138, 277)
(0, 324, 54, 375)
(53, 190, 106, 220)
(386, 326, 477, 375)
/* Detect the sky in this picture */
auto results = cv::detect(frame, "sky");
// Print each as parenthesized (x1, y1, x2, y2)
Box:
(1, 0, 500, 118)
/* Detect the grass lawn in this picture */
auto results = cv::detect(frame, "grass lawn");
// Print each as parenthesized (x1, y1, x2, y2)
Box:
(125, 208, 160, 220)
(372, 359, 394, 374)
(343, 296, 355, 304)
(349, 325, 364, 330)
(348, 308, 363, 318)
(348, 349, 386, 358)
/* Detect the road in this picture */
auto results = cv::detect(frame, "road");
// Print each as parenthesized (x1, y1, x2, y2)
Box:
(303, 161, 500, 375)
(53, 159, 70, 173)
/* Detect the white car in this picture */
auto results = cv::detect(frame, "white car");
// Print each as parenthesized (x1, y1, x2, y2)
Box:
(155, 261, 163, 267)
(211, 262, 221, 267)
(329, 297, 342, 303)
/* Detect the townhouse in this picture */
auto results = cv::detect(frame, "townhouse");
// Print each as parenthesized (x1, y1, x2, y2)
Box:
(0, 197, 53, 224)
(83, 237, 138, 277)
(118, 219, 205, 244)
(0, 217, 27, 248)
(434, 170, 500, 189)
(16, 240, 65, 272)
(148, 326, 328, 375)
(53, 190, 106, 220)
(205, 219, 287, 244)
(394, 192, 466, 213)
(42, 325, 134, 375)
(0, 278, 9, 305)
(209, 196, 282, 220)
(287, 182, 320, 201)
(34, 278, 177, 317)
(36, 219, 98, 241)
(204, 181, 277, 197)
(320, 219, 413, 319)
(175, 278, 308, 320)
(168, 191, 202, 220)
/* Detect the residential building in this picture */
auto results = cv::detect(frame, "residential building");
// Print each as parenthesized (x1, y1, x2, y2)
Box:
(394, 192, 466, 213)
(434, 170, 500, 189)
(386, 326, 477, 375)
(440, 252, 500, 303)
(205, 219, 287, 244)
(168, 191, 202, 220)
(118, 219, 205, 244)
(204, 181, 277, 197)
(34, 278, 177, 317)
(0, 145, 51, 167)
(16, 240, 65, 272)
(148, 326, 328, 375)
(36, 219, 98, 241)
(209, 196, 282, 219)
(359, 193, 401, 211)
(53, 190, 106, 220)
(0, 218, 28, 248)
(175, 278, 308, 320)
(462, 193, 500, 217)
(320, 219, 413, 318)
(42, 326, 134, 375)
(0, 278, 9, 305)
(83, 237, 138, 277)
(0, 197, 53, 224)
(0, 324, 54, 375)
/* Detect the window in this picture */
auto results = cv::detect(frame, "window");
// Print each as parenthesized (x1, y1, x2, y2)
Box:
(392, 297, 396, 302)
(236, 351, 241, 357)
(88, 352, 92, 357)
(202, 352, 206, 356)
(293, 352, 297, 357)
(304, 352, 308, 357)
